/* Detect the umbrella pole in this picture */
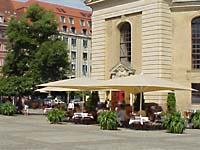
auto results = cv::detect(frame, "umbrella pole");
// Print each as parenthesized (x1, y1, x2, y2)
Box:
(139, 89, 142, 117)
(67, 91, 70, 104)
(82, 91, 84, 112)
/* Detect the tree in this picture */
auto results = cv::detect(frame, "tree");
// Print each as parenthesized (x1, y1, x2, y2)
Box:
(1, 4, 69, 96)
(86, 91, 100, 112)
(167, 92, 176, 113)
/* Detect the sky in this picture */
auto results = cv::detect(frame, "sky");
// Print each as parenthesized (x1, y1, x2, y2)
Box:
(16, 0, 91, 11)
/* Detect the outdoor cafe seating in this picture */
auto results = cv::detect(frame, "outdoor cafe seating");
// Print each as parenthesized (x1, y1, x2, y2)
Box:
(72, 112, 94, 124)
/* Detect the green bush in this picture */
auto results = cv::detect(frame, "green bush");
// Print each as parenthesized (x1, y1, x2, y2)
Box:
(86, 91, 100, 112)
(47, 108, 65, 124)
(163, 112, 187, 134)
(97, 111, 118, 130)
(191, 111, 200, 129)
(54, 103, 67, 111)
(0, 102, 16, 116)
(167, 92, 176, 113)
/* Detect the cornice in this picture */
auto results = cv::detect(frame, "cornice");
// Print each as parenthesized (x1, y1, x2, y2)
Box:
(171, 1, 200, 11)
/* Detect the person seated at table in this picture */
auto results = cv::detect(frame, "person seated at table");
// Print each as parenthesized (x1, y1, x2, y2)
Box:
(115, 106, 127, 127)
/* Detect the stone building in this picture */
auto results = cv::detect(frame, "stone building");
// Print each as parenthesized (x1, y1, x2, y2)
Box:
(85, 0, 200, 111)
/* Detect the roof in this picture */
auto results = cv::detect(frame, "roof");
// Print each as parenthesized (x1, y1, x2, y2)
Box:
(12, 0, 92, 19)
(0, 0, 16, 23)
(11, 0, 92, 34)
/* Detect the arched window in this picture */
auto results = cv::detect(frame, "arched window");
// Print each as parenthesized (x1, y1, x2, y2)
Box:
(119, 22, 131, 63)
(192, 17, 200, 69)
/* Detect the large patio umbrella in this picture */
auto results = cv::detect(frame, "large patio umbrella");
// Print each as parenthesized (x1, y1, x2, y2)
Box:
(35, 87, 81, 104)
(37, 77, 105, 91)
(91, 74, 196, 115)
(35, 87, 80, 92)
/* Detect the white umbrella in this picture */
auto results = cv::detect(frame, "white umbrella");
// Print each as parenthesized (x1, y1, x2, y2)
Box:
(91, 74, 196, 115)
(35, 87, 81, 104)
(37, 77, 105, 91)
(35, 87, 80, 92)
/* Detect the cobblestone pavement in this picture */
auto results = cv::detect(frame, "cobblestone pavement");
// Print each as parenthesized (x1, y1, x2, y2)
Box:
(0, 110, 200, 150)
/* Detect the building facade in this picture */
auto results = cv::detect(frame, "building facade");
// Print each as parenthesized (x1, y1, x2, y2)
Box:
(1, 0, 92, 78)
(86, 0, 200, 111)
(0, 0, 16, 71)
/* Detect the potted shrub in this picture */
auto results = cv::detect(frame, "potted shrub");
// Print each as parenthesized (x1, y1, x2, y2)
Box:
(1, 102, 16, 116)
(97, 111, 118, 130)
(47, 108, 65, 124)
(167, 92, 176, 113)
(191, 111, 200, 129)
(163, 112, 187, 134)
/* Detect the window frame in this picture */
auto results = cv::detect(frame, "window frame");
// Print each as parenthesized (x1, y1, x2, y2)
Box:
(192, 83, 200, 104)
(71, 27, 76, 34)
(60, 16, 65, 23)
(69, 17, 74, 25)
(192, 17, 200, 69)
(80, 19, 85, 26)
(71, 38, 77, 47)
(83, 39, 88, 48)
(119, 22, 131, 63)
(62, 25, 67, 32)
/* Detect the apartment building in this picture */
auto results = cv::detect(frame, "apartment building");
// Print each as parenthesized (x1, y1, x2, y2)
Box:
(0, 0, 16, 71)
(0, 0, 92, 78)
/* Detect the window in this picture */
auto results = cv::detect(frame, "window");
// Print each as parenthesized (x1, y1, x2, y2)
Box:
(82, 64, 87, 76)
(62, 25, 67, 32)
(71, 51, 76, 60)
(119, 22, 131, 63)
(83, 39, 88, 48)
(88, 21, 92, 28)
(60, 16, 65, 23)
(0, 16, 4, 23)
(71, 63, 76, 74)
(71, 27, 76, 33)
(63, 36, 68, 44)
(192, 17, 200, 69)
(69, 17, 74, 24)
(192, 83, 200, 104)
(0, 43, 5, 51)
(0, 58, 4, 67)
(82, 29, 87, 35)
(80, 20, 85, 26)
(83, 52, 87, 60)
(71, 38, 76, 47)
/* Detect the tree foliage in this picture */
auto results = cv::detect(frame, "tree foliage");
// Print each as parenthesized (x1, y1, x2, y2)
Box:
(86, 91, 100, 112)
(167, 92, 176, 113)
(1, 4, 69, 96)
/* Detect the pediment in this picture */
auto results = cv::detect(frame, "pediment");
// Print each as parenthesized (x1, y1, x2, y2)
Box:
(110, 62, 135, 78)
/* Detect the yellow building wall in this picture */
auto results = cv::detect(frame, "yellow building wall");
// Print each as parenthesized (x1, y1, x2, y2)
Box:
(172, 10, 200, 111)
(88, 0, 200, 111)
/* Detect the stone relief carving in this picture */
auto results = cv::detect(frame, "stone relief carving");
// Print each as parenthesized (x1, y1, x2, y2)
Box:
(110, 63, 135, 79)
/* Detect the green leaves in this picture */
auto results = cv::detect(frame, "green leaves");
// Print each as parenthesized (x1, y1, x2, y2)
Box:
(0, 76, 34, 96)
(0, 102, 16, 116)
(47, 108, 65, 124)
(163, 112, 187, 134)
(167, 92, 176, 113)
(97, 111, 118, 130)
(86, 91, 100, 112)
(191, 111, 200, 129)
(1, 4, 69, 96)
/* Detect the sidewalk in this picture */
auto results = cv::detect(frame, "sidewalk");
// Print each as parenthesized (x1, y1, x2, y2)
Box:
(0, 113, 200, 150)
